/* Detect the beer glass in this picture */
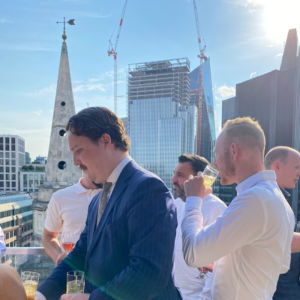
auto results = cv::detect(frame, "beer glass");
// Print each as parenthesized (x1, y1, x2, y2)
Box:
(21, 271, 40, 300)
(67, 271, 85, 294)
(62, 231, 76, 254)
(202, 166, 219, 188)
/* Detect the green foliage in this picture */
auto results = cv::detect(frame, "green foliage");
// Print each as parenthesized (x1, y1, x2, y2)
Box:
(36, 166, 45, 171)
(21, 165, 29, 170)
(32, 161, 41, 164)
(28, 165, 34, 170)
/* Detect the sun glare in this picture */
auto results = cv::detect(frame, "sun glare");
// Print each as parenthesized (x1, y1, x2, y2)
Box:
(262, 0, 300, 44)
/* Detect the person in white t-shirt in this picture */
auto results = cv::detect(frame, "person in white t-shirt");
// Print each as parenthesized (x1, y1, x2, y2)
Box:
(42, 173, 101, 265)
(171, 154, 227, 300)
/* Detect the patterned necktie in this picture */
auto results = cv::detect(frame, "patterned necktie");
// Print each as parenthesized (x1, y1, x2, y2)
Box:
(96, 182, 112, 227)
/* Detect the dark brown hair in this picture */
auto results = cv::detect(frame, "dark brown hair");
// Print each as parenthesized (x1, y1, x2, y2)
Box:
(66, 107, 131, 152)
(178, 154, 210, 175)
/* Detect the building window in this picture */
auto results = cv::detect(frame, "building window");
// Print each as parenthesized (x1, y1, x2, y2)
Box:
(0, 182, 3, 188)
(5, 174, 10, 180)
(12, 182, 16, 188)
(11, 153, 15, 159)
(10, 231, 13, 238)
(11, 167, 16, 172)
(5, 152, 9, 158)
(0, 159, 3, 165)
(0, 175, 3, 180)
(6, 167, 9, 173)
(12, 174, 16, 180)
(0, 138, 3, 151)
(11, 160, 15, 166)
(6, 182, 10, 188)
(11, 145, 15, 151)
(14, 230, 17, 236)
(0, 167, 3, 172)
(0, 152, 3, 158)
(5, 159, 9, 166)
(5, 144, 9, 151)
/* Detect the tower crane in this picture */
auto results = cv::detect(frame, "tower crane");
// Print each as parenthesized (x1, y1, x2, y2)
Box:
(108, 0, 128, 115)
(192, 0, 207, 155)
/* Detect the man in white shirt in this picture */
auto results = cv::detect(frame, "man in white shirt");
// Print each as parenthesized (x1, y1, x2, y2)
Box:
(172, 154, 226, 300)
(42, 173, 101, 265)
(182, 117, 295, 300)
(36, 107, 181, 300)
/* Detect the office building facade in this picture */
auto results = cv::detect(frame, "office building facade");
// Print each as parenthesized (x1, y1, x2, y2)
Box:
(128, 58, 197, 190)
(0, 135, 25, 192)
(20, 170, 45, 192)
(220, 29, 300, 219)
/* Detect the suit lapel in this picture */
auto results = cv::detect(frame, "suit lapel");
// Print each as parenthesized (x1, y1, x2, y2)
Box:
(86, 161, 136, 261)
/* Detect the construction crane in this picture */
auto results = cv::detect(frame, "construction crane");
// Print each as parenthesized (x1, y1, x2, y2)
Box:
(108, 0, 128, 115)
(192, 0, 207, 155)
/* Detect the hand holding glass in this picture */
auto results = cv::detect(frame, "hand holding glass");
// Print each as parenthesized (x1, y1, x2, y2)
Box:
(67, 271, 85, 294)
(62, 231, 76, 254)
(21, 271, 40, 300)
(202, 166, 219, 188)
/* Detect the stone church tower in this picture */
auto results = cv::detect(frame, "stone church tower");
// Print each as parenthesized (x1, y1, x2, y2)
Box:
(32, 27, 82, 245)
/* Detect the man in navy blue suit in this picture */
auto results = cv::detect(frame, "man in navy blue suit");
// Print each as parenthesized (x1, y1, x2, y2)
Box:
(36, 107, 181, 300)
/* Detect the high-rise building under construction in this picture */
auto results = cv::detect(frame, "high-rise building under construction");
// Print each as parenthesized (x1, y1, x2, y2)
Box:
(127, 58, 197, 190)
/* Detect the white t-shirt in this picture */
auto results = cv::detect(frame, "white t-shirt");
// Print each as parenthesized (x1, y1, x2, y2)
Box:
(0, 226, 5, 258)
(44, 178, 101, 250)
(174, 194, 227, 300)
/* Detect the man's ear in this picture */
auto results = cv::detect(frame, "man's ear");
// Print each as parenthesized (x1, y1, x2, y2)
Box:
(273, 160, 280, 171)
(230, 142, 239, 159)
(98, 134, 112, 148)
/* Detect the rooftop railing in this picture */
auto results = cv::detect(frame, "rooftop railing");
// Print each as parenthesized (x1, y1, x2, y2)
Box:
(1, 247, 55, 283)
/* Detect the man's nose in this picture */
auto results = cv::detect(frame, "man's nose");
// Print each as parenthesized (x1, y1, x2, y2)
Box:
(171, 176, 176, 183)
(73, 154, 80, 166)
(212, 157, 217, 167)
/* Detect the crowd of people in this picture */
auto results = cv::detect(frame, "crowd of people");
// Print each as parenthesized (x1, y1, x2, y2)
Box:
(0, 106, 300, 300)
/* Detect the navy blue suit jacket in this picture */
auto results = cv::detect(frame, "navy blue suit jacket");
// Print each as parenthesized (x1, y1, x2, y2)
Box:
(38, 160, 181, 300)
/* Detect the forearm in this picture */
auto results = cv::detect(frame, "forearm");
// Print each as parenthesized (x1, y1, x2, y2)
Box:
(292, 232, 300, 253)
(42, 236, 62, 263)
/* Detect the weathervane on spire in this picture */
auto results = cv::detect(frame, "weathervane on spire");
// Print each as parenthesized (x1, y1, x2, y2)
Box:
(56, 17, 75, 43)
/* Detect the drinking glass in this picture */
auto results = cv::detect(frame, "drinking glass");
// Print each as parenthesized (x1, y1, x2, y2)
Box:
(202, 166, 219, 188)
(67, 271, 85, 294)
(21, 271, 40, 300)
(62, 231, 76, 254)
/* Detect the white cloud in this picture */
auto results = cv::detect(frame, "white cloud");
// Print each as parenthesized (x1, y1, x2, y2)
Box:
(86, 83, 105, 91)
(32, 110, 42, 116)
(216, 85, 236, 99)
(27, 84, 56, 96)
(73, 85, 85, 92)
(275, 53, 283, 57)
(250, 71, 257, 78)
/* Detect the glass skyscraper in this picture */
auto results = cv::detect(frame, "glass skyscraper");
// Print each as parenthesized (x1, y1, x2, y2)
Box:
(128, 58, 197, 190)
(190, 58, 217, 162)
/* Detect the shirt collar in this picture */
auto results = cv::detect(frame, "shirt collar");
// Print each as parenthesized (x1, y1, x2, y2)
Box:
(280, 188, 291, 197)
(236, 170, 276, 195)
(74, 177, 102, 195)
(107, 156, 132, 185)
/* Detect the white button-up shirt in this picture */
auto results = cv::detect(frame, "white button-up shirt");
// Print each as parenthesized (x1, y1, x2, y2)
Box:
(174, 195, 226, 300)
(182, 170, 295, 300)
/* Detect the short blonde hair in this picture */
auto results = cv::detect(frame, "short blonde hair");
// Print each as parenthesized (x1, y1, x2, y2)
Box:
(222, 117, 266, 154)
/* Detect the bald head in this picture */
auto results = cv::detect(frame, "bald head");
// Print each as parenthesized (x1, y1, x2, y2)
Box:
(265, 146, 300, 189)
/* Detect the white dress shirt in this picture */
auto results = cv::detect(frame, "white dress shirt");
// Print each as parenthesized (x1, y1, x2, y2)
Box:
(182, 171, 295, 300)
(44, 178, 101, 250)
(36, 156, 132, 300)
(0, 226, 5, 258)
(174, 195, 226, 300)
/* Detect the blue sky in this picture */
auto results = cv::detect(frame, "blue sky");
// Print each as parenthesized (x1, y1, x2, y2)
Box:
(0, 0, 299, 158)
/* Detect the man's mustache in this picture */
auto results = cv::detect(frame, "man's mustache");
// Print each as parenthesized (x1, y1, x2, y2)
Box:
(79, 165, 87, 171)
(173, 182, 180, 188)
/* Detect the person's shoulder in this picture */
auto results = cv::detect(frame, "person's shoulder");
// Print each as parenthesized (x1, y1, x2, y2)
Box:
(205, 193, 227, 209)
(51, 184, 77, 200)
